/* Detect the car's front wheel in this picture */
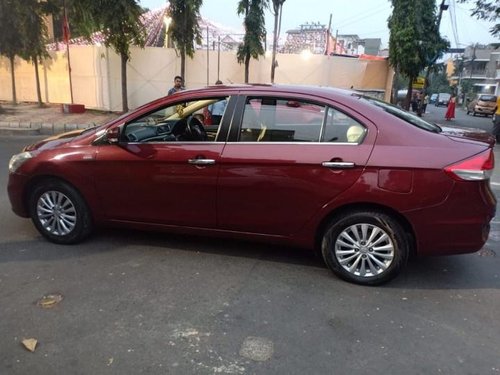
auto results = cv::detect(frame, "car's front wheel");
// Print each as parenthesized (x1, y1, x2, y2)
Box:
(29, 179, 93, 244)
(321, 211, 409, 285)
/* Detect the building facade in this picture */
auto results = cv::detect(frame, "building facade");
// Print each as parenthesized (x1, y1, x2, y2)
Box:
(451, 44, 500, 96)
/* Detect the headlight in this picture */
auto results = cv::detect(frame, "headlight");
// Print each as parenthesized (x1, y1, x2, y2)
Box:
(8, 152, 33, 173)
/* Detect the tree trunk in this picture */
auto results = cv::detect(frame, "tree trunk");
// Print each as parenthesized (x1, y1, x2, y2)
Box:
(121, 52, 128, 113)
(9, 56, 17, 105)
(34, 57, 43, 107)
(405, 78, 413, 111)
(417, 69, 432, 117)
(244, 53, 250, 83)
(181, 51, 186, 82)
(271, 6, 279, 83)
(391, 70, 399, 105)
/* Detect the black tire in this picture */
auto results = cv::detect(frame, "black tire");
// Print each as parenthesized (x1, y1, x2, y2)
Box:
(29, 179, 93, 244)
(321, 210, 409, 285)
(473, 112, 477, 117)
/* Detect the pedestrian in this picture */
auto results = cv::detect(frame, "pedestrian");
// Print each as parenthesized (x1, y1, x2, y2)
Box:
(492, 95, 500, 142)
(208, 80, 226, 125)
(445, 94, 456, 121)
(168, 75, 184, 96)
(422, 94, 429, 114)
(411, 92, 418, 112)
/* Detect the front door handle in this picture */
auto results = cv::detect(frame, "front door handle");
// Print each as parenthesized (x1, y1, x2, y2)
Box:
(322, 161, 355, 169)
(188, 158, 216, 166)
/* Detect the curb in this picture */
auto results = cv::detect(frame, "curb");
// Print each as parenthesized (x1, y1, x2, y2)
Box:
(0, 121, 95, 136)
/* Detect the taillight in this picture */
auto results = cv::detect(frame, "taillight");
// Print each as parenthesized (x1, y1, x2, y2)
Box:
(444, 150, 494, 181)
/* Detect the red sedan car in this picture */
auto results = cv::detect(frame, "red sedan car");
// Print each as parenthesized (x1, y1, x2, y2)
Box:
(7, 85, 496, 285)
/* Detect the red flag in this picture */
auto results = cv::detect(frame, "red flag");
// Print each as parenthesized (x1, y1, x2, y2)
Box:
(62, 15, 70, 44)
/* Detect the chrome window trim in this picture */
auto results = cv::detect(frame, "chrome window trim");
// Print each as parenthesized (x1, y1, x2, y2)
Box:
(226, 141, 361, 146)
(124, 141, 227, 145)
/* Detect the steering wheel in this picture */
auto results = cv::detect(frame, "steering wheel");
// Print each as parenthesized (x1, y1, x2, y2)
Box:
(170, 118, 188, 139)
(185, 115, 207, 141)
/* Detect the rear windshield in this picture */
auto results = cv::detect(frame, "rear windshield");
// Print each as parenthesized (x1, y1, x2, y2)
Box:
(359, 95, 441, 133)
(479, 95, 496, 102)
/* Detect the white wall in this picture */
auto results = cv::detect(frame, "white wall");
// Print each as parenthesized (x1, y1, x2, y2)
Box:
(0, 46, 393, 111)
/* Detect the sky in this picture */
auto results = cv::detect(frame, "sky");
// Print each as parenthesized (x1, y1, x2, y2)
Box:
(139, 0, 499, 49)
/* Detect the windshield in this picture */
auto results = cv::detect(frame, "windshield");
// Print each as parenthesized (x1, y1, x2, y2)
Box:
(358, 95, 441, 133)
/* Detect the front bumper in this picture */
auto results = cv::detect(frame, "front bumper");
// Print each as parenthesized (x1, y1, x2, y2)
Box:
(7, 172, 31, 218)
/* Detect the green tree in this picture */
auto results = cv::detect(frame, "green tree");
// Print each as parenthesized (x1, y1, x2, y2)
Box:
(167, 0, 203, 81)
(19, 0, 52, 107)
(270, 0, 285, 83)
(427, 65, 451, 94)
(237, 0, 268, 83)
(71, 0, 145, 112)
(458, 0, 499, 37)
(388, 0, 448, 109)
(0, 0, 24, 104)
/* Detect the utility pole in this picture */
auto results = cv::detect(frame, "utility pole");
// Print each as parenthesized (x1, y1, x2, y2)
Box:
(325, 14, 332, 55)
(271, 0, 284, 84)
(417, 0, 448, 116)
(468, 43, 477, 81)
(436, 0, 448, 27)
(333, 29, 338, 54)
(217, 36, 221, 82)
(206, 25, 209, 86)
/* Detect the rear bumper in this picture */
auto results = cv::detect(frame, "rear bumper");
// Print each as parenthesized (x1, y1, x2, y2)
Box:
(474, 106, 495, 115)
(405, 181, 496, 256)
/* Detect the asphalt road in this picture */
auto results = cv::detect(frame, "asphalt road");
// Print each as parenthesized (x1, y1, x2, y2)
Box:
(1, 108, 499, 374)
(424, 102, 495, 133)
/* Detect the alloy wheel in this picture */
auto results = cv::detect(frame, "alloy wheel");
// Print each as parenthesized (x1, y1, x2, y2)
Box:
(36, 190, 77, 236)
(334, 223, 395, 277)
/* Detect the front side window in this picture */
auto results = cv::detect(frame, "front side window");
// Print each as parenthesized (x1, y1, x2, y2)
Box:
(123, 97, 229, 142)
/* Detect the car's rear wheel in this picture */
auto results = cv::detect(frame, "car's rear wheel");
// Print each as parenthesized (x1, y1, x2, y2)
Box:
(321, 211, 409, 285)
(29, 179, 93, 244)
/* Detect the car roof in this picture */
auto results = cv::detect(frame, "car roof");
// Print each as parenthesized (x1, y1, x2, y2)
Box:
(174, 84, 364, 108)
(184, 83, 354, 97)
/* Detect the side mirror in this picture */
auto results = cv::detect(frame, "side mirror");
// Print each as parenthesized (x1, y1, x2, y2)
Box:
(106, 127, 121, 144)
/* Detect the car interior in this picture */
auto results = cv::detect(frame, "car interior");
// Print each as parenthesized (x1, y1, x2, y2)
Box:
(123, 98, 227, 143)
(122, 96, 366, 144)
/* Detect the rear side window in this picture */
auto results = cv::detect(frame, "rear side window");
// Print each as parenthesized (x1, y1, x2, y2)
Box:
(361, 95, 441, 133)
(323, 107, 366, 143)
(239, 97, 365, 143)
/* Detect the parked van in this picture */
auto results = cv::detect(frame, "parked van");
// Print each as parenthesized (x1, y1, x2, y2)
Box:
(466, 94, 497, 117)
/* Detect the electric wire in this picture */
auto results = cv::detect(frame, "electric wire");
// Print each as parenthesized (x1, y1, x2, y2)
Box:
(449, 0, 460, 47)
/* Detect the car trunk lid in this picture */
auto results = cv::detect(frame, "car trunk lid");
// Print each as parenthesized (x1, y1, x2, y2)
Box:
(439, 125, 495, 147)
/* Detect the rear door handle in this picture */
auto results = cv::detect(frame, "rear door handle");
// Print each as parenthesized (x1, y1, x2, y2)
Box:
(188, 159, 216, 165)
(322, 161, 355, 169)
